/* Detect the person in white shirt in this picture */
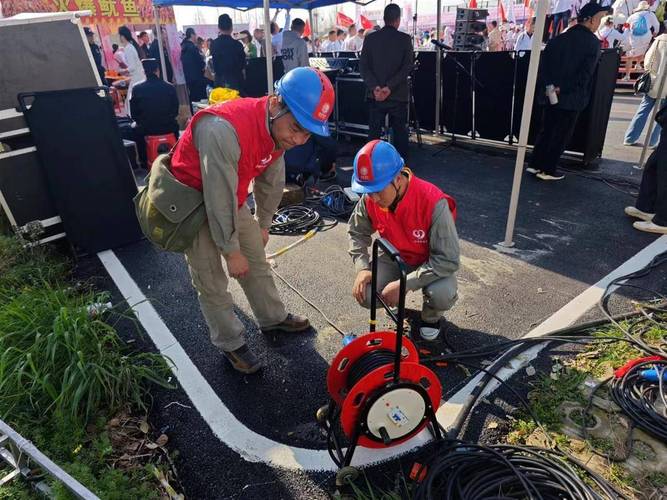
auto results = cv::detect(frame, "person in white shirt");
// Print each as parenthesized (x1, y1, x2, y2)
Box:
(345, 24, 364, 51)
(321, 30, 341, 52)
(551, 0, 573, 37)
(596, 14, 628, 48)
(443, 25, 454, 47)
(271, 9, 291, 56)
(514, 21, 534, 51)
(117, 26, 145, 116)
(612, 0, 640, 17)
(626, 1, 660, 56)
(252, 28, 264, 56)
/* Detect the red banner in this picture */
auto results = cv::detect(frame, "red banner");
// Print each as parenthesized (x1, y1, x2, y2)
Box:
(498, 0, 507, 22)
(336, 11, 354, 28)
(469, 0, 478, 7)
(304, 20, 311, 37)
(1, 0, 175, 24)
(360, 14, 374, 30)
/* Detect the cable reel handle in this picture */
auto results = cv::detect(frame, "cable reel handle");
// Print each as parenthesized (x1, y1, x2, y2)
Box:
(371, 238, 408, 384)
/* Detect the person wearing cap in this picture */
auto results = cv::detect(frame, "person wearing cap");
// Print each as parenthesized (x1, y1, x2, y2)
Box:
(169, 67, 335, 374)
(526, 2, 609, 181)
(129, 59, 179, 168)
(596, 14, 627, 49)
(84, 27, 106, 84)
(625, 1, 659, 58)
(348, 140, 459, 340)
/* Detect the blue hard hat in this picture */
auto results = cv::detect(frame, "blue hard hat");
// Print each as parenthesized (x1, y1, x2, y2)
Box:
(274, 67, 335, 137)
(351, 140, 404, 194)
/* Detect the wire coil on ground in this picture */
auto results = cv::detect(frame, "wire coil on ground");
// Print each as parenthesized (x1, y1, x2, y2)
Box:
(414, 442, 623, 500)
(269, 205, 337, 235)
(610, 359, 667, 442)
(346, 349, 395, 389)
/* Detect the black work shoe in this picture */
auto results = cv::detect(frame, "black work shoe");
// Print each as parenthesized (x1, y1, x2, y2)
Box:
(223, 345, 262, 374)
(261, 313, 311, 334)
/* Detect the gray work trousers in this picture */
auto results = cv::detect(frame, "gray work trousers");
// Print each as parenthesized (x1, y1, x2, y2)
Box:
(363, 256, 458, 322)
(184, 205, 287, 352)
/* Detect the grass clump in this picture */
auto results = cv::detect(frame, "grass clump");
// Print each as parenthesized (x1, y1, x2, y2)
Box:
(0, 236, 175, 498)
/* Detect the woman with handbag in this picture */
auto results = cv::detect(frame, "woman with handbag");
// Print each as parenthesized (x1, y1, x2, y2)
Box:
(624, 29, 667, 147)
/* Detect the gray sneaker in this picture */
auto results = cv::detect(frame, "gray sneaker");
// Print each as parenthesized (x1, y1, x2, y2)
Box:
(223, 344, 262, 374)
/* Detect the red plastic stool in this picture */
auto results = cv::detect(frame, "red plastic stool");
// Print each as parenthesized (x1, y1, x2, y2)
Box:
(145, 133, 177, 168)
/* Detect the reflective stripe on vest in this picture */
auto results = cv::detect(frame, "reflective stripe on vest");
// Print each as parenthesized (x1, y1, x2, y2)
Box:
(170, 96, 283, 207)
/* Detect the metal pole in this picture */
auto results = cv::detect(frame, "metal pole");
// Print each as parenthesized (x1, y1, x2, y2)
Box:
(435, 0, 442, 133)
(501, 0, 549, 247)
(263, 0, 274, 95)
(153, 6, 168, 82)
(637, 58, 667, 169)
(309, 8, 316, 47)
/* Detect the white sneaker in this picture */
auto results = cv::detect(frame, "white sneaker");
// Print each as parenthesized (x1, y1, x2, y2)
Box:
(536, 172, 565, 181)
(633, 220, 667, 234)
(525, 167, 540, 174)
(624, 206, 654, 221)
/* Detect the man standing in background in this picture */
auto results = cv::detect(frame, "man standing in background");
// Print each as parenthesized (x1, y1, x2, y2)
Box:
(211, 14, 246, 91)
(84, 27, 106, 84)
(181, 27, 207, 103)
(488, 20, 503, 51)
(137, 31, 150, 59)
(281, 18, 309, 72)
(345, 24, 364, 51)
(360, 3, 414, 160)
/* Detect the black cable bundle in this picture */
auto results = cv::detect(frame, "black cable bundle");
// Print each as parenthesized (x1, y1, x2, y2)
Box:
(269, 205, 337, 235)
(305, 185, 356, 218)
(346, 350, 395, 389)
(610, 359, 667, 442)
(414, 442, 623, 500)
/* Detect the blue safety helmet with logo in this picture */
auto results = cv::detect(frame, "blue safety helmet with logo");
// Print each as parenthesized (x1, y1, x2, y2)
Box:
(274, 67, 335, 137)
(351, 140, 405, 194)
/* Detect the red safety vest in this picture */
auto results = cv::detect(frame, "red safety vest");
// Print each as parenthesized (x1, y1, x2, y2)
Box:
(170, 96, 283, 207)
(365, 175, 457, 267)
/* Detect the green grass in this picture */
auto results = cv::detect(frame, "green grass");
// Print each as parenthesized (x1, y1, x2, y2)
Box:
(0, 235, 175, 498)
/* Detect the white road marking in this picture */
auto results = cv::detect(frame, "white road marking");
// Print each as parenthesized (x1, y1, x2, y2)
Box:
(99, 234, 667, 471)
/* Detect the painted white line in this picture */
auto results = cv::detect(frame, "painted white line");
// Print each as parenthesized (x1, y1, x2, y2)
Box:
(436, 235, 667, 430)
(98, 250, 432, 471)
(100, 234, 667, 471)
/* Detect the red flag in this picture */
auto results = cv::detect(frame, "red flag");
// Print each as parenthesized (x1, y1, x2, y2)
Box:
(469, 0, 478, 8)
(498, 0, 507, 22)
(360, 14, 374, 30)
(304, 21, 312, 37)
(336, 12, 354, 28)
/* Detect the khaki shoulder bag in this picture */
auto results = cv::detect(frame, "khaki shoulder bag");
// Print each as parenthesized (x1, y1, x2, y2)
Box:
(133, 154, 207, 252)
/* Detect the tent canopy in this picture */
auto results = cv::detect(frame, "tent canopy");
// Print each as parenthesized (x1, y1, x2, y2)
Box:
(153, 0, 375, 11)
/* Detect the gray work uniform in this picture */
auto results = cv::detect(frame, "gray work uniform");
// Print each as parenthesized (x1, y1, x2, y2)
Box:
(184, 114, 287, 352)
(281, 30, 309, 73)
(348, 196, 460, 322)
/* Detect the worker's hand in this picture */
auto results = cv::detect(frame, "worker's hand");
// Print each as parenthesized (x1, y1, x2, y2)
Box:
(261, 228, 270, 247)
(381, 280, 401, 308)
(380, 86, 391, 100)
(353, 270, 373, 305)
(225, 251, 250, 279)
(373, 86, 384, 101)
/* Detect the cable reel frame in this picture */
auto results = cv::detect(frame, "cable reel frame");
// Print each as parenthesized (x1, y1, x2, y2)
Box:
(318, 238, 443, 469)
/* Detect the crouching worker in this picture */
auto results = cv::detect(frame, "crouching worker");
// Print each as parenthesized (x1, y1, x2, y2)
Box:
(171, 67, 335, 373)
(347, 140, 460, 340)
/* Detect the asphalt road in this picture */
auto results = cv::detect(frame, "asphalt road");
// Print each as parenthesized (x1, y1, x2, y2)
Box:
(77, 92, 667, 499)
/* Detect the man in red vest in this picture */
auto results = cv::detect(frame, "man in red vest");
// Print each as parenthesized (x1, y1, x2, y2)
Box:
(170, 67, 335, 374)
(348, 140, 460, 340)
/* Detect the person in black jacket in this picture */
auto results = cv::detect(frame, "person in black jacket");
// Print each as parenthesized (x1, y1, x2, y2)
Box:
(84, 27, 106, 85)
(359, 4, 414, 160)
(210, 14, 246, 91)
(129, 59, 179, 168)
(181, 27, 207, 104)
(526, 2, 609, 181)
(148, 26, 174, 83)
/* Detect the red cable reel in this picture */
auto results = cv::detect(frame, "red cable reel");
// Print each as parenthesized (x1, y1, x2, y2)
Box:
(318, 239, 443, 471)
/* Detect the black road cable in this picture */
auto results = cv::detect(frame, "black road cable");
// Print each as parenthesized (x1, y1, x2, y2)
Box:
(346, 350, 395, 388)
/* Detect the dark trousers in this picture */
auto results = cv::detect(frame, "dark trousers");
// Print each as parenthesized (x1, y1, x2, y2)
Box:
(636, 133, 667, 226)
(187, 79, 207, 105)
(529, 106, 579, 175)
(368, 100, 409, 161)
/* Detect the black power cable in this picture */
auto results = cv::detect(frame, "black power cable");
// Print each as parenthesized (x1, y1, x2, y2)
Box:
(413, 441, 624, 500)
(610, 359, 667, 442)
(269, 205, 338, 235)
(346, 350, 395, 389)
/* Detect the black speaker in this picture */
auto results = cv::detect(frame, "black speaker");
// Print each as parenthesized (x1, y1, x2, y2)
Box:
(454, 8, 489, 50)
